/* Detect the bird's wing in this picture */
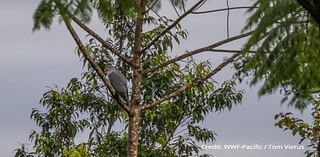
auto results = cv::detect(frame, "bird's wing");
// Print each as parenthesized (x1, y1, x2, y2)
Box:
(108, 72, 128, 98)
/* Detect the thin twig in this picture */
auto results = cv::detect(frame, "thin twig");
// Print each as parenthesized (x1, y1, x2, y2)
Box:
(142, 53, 240, 110)
(171, 0, 180, 16)
(182, 0, 186, 13)
(142, 31, 252, 74)
(151, 8, 169, 27)
(141, 0, 206, 54)
(144, 0, 159, 14)
(209, 49, 257, 54)
(192, 6, 257, 14)
(226, 0, 230, 38)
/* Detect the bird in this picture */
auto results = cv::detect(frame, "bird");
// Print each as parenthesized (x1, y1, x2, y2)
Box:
(104, 65, 129, 103)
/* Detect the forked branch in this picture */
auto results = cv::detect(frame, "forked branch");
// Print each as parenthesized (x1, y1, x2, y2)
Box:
(141, 0, 207, 54)
(142, 53, 240, 110)
(143, 31, 252, 74)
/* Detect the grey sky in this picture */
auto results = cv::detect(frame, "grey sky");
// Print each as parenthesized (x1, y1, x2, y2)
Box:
(0, 0, 312, 156)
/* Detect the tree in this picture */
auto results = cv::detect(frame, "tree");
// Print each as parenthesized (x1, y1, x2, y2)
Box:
(238, 0, 320, 156)
(15, 0, 251, 156)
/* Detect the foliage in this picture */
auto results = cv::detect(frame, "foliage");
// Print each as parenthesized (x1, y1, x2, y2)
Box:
(275, 100, 320, 157)
(14, 144, 36, 157)
(238, 0, 320, 110)
(15, 54, 242, 156)
(33, 0, 92, 31)
(62, 144, 91, 157)
(32, 0, 187, 31)
(16, 0, 243, 156)
(239, 1, 320, 156)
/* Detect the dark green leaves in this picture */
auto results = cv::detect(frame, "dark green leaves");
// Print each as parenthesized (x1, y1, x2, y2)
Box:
(33, 0, 190, 31)
(26, 77, 126, 156)
(95, 132, 128, 157)
(240, 0, 320, 109)
(33, 0, 56, 31)
(93, 0, 137, 23)
(188, 125, 215, 143)
(209, 80, 243, 111)
(33, 0, 92, 31)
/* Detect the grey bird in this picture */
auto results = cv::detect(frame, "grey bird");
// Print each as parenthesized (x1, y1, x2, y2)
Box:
(105, 65, 129, 103)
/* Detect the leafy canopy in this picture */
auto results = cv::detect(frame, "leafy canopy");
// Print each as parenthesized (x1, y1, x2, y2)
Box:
(16, 0, 243, 156)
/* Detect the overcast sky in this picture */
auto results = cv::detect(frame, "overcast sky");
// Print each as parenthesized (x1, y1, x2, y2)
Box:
(0, 0, 313, 156)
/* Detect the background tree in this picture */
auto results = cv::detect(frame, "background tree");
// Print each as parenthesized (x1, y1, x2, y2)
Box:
(238, 0, 320, 156)
(15, 0, 250, 157)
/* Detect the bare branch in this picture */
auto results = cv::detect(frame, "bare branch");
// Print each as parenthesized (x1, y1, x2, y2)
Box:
(209, 49, 257, 54)
(70, 15, 134, 66)
(142, 53, 240, 110)
(226, 0, 230, 38)
(60, 14, 130, 113)
(143, 31, 252, 74)
(141, 0, 206, 54)
(192, 6, 257, 14)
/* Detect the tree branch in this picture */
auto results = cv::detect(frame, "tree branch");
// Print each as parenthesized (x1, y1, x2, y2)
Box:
(141, 0, 206, 54)
(143, 0, 159, 14)
(191, 6, 257, 14)
(70, 15, 134, 66)
(226, 0, 230, 38)
(60, 13, 130, 113)
(208, 48, 257, 54)
(143, 31, 252, 74)
(142, 53, 240, 110)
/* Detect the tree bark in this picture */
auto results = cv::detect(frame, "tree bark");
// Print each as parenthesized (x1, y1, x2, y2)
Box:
(128, 105, 141, 157)
(128, 0, 145, 157)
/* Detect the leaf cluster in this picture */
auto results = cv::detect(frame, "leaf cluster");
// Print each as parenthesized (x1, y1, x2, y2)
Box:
(275, 101, 320, 156)
(238, 0, 320, 109)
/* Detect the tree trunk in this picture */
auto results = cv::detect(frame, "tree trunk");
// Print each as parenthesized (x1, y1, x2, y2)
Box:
(128, 0, 144, 157)
(128, 106, 141, 157)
